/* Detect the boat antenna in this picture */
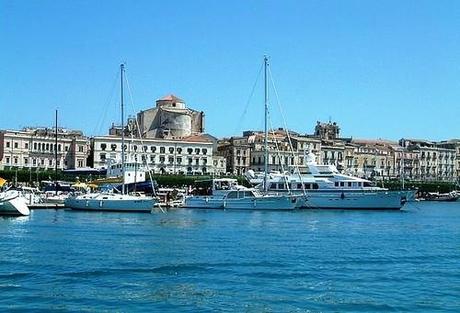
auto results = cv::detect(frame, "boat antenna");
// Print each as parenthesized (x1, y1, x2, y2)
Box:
(120, 63, 126, 195)
(264, 55, 269, 193)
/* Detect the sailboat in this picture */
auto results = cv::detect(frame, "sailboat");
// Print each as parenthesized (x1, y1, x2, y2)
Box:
(0, 178, 30, 216)
(65, 64, 157, 212)
(184, 56, 302, 210)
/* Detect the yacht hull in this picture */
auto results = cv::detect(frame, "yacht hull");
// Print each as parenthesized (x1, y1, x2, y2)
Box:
(65, 196, 155, 213)
(297, 190, 412, 210)
(184, 195, 300, 210)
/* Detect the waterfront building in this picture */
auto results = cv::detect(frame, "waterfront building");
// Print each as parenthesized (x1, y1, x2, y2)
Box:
(218, 129, 321, 175)
(0, 127, 89, 171)
(343, 140, 396, 179)
(91, 134, 226, 176)
(400, 139, 457, 181)
(217, 136, 251, 175)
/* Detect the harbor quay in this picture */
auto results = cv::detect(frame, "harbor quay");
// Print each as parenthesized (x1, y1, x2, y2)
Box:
(0, 95, 459, 184)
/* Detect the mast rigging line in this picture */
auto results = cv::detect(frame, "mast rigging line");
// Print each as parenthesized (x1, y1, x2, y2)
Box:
(233, 62, 264, 135)
(93, 68, 120, 137)
(267, 110, 291, 194)
(123, 69, 163, 209)
(267, 65, 308, 197)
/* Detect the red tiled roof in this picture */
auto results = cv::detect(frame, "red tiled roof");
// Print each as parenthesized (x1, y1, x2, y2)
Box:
(180, 134, 213, 143)
(159, 94, 184, 103)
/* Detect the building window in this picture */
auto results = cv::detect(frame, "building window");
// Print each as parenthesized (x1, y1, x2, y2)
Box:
(150, 156, 155, 163)
(195, 148, 200, 155)
(49, 160, 52, 166)
(34, 143, 37, 150)
(6, 142, 10, 148)
(202, 148, 208, 155)
(177, 147, 182, 154)
(65, 145, 69, 152)
(159, 156, 165, 162)
(160, 147, 165, 154)
(133, 145, 138, 151)
(168, 156, 174, 163)
(46, 143, 50, 150)
(78, 160, 83, 167)
(100, 153, 106, 161)
(25, 143, 29, 149)
(169, 147, 174, 154)
(101, 143, 107, 151)
(79, 146, 84, 152)
(5, 157, 10, 164)
(150, 146, 156, 153)
(177, 157, 182, 164)
(33, 159, 36, 165)
(187, 148, 193, 154)
(24, 158, 28, 165)
(58, 144, 61, 151)
(14, 142, 18, 149)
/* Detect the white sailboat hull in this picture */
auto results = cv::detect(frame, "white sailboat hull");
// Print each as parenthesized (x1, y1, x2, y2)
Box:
(0, 191, 30, 216)
(184, 195, 301, 210)
(65, 194, 156, 212)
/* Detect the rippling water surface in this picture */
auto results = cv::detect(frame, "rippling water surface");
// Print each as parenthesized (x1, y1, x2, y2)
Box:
(1, 202, 459, 312)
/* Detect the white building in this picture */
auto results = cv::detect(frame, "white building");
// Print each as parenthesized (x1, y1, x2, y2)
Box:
(0, 127, 89, 170)
(91, 134, 225, 176)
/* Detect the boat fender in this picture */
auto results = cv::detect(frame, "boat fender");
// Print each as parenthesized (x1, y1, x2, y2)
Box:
(223, 200, 226, 208)
(253, 200, 256, 207)
(99, 200, 103, 208)
(205, 197, 209, 203)
(341, 192, 345, 200)
(85, 200, 89, 207)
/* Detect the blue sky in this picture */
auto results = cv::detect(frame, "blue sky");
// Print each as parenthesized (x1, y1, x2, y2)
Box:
(1, 0, 459, 141)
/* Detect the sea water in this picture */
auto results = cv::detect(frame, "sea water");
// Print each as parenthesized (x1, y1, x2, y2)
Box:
(1, 202, 459, 312)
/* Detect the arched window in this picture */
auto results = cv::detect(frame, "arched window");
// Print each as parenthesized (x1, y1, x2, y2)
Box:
(169, 147, 174, 154)
(177, 147, 182, 154)
(202, 148, 207, 155)
(101, 143, 107, 151)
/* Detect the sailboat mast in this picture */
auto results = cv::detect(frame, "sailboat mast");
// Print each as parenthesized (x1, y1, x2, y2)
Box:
(264, 55, 269, 193)
(120, 64, 126, 195)
(55, 109, 58, 196)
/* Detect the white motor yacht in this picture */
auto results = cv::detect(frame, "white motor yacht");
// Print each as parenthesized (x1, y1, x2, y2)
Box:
(246, 152, 415, 210)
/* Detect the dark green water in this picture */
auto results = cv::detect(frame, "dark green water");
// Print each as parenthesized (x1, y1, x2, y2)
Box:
(1, 202, 459, 312)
